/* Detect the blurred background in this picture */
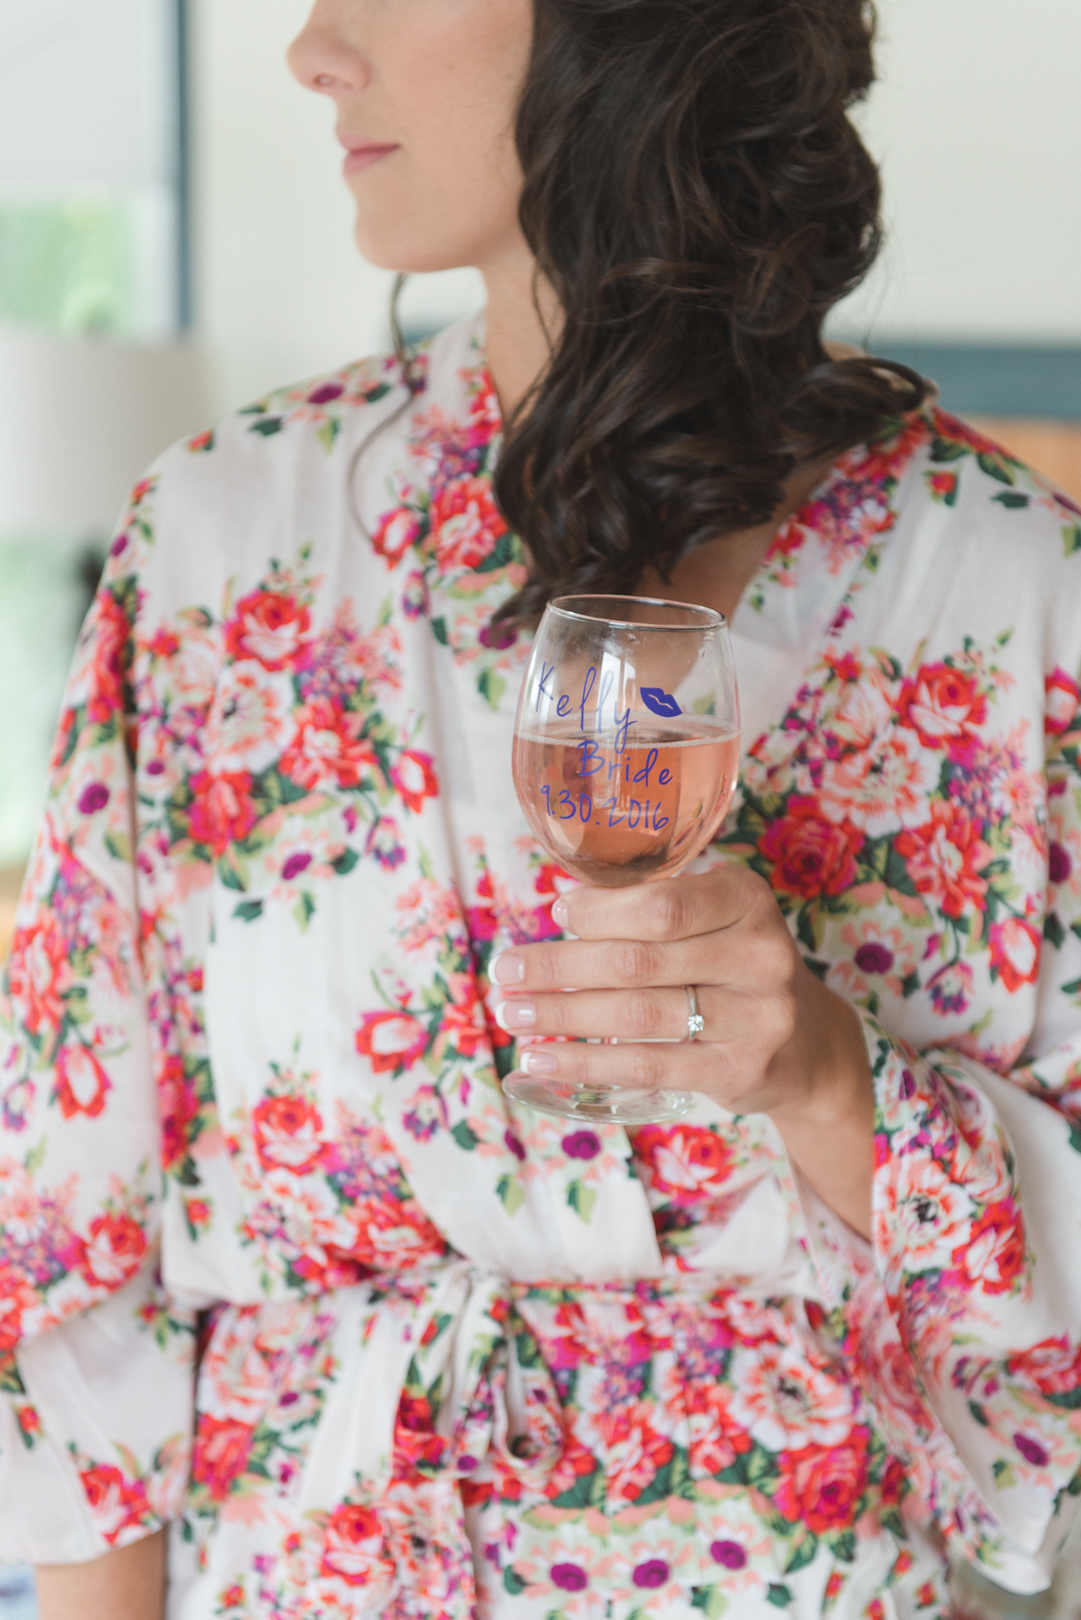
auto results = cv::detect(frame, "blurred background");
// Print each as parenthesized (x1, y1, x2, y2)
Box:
(0, 1, 1079, 1614)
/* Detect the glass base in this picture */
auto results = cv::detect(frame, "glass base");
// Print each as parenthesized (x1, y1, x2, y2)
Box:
(502, 1072, 694, 1125)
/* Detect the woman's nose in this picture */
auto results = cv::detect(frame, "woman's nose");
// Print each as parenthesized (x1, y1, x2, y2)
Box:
(287, 0, 369, 97)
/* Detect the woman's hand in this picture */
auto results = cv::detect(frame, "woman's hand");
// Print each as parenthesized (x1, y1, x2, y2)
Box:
(492, 866, 876, 1238)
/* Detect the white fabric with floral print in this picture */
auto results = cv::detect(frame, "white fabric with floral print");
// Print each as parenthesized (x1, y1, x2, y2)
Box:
(3, 315, 1081, 1620)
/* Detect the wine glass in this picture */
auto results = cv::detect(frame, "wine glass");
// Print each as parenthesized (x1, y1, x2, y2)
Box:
(504, 594, 740, 1125)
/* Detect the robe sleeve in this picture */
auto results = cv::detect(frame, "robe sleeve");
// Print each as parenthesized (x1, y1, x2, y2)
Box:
(802, 672, 1081, 1596)
(0, 483, 195, 1562)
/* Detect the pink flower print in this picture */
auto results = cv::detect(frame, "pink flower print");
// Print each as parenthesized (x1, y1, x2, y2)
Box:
(79, 1210, 148, 1289)
(727, 1341, 856, 1451)
(874, 1152, 974, 1273)
(83, 590, 130, 725)
(0, 1261, 37, 1352)
(200, 1313, 276, 1425)
(605, 1403, 675, 1503)
(825, 666, 894, 751)
(53, 1043, 111, 1119)
(204, 665, 294, 775)
(401, 567, 428, 618)
(429, 475, 508, 571)
(898, 662, 987, 751)
(1006, 1336, 1081, 1398)
(252, 1093, 325, 1174)
(927, 958, 974, 1017)
(355, 1010, 428, 1074)
(988, 915, 1041, 993)
(224, 587, 310, 671)
(818, 725, 938, 838)
(894, 799, 993, 919)
(365, 816, 407, 870)
(373, 508, 421, 568)
(836, 920, 918, 1002)
(402, 1084, 447, 1141)
(1045, 666, 1081, 736)
(390, 748, 439, 813)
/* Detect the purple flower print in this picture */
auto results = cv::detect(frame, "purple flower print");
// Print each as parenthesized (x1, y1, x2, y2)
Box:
(1014, 1433, 1049, 1467)
(632, 1560, 669, 1589)
(561, 1130, 601, 1160)
(366, 817, 407, 871)
(505, 1129, 526, 1162)
(1049, 842, 1072, 885)
(854, 941, 894, 974)
(282, 852, 312, 881)
(307, 381, 344, 404)
(78, 783, 110, 815)
(479, 618, 517, 651)
(551, 1564, 588, 1592)
(146, 759, 165, 776)
(710, 1540, 747, 1569)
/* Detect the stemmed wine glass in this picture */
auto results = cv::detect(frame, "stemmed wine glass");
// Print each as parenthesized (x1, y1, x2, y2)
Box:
(504, 595, 740, 1125)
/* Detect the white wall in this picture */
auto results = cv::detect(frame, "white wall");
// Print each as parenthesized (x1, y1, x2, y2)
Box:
(191, 0, 1081, 419)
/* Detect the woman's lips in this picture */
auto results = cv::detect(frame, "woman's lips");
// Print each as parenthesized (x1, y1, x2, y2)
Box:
(341, 143, 399, 176)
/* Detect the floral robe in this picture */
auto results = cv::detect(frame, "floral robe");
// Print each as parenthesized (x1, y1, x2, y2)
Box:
(2, 315, 1081, 1620)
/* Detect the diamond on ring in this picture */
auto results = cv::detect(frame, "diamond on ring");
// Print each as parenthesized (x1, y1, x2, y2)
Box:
(684, 985, 705, 1042)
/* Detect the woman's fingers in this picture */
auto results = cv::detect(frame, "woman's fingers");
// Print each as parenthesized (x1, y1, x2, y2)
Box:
(554, 863, 762, 943)
(496, 983, 791, 1049)
(492, 934, 734, 994)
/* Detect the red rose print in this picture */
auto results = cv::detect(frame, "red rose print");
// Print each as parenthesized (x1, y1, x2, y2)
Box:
(429, 475, 507, 571)
(54, 1043, 111, 1119)
(252, 1092, 325, 1173)
(988, 916, 1041, 993)
(80, 1211, 148, 1289)
(319, 1503, 388, 1586)
(224, 588, 310, 670)
(774, 1427, 869, 1534)
(86, 591, 131, 725)
(355, 1010, 428, 1073)
(187, 770, 259, 856)
(281, 698, 375, 792)
(79, 1461, 150, 1544)
(6, 913, 72, 1040)
(390, 749, 438, 813)
(894, 799, 993, 918)
(441, 979, 489, 1058)
(157, 1054, 199, 1169)
(192, 1414, 255, 1501)
(927, 471, 958, 505)
(1006, 1336, 1081, 1396)
(898, 662, 987, 749)
(957, 1198, 1026, 1294)
(0, 1263, 37, 1353)
(373, 508, 421, 568)
(759, 796, 863, 899)
(1045, 666, 1081, 736)
(632, 1124, 734, 1206)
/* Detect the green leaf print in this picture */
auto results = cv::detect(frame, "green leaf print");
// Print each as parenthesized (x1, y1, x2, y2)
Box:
(1064, 523, 1081, 557)
(233, 899, 264, 923)
(332, 848, 360, 876)
(365, 381, 392, 404)
(0, 1353, 27, 1396)
(992, 491, 1030, 510)
(784, 1533, 818, 1574)
(292, 892, 316, 931)
(503, 1567, 527, 1596)
(977, 451, 1016, 487)
(1044, 912, 1067, 950)
(249, 417, 284, 437)
(496, 1174, 525, 1216)
(431, 616, 449, 646)
(766, 1585, 794, 1609)
(478, 667, 506, 710)
(929, 436, 967, 463)
(566, 1179, 597, 1222)
(690, 1590, 729, 1618)
(317, 418, 341, 453)
(451, 1120, 480, 1151)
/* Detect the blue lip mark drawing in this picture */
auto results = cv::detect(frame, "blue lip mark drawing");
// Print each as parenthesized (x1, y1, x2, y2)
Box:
(640, 688, 682, 718)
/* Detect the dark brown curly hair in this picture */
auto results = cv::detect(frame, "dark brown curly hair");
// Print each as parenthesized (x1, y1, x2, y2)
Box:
(460, 0, 928, 627)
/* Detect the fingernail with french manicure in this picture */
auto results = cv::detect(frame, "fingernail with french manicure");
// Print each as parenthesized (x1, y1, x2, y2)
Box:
(495, 999, 536, 1031)
(489, 951, 525, 986)
(521, 1048, 558, 1076)
(552, 898, 569, 929)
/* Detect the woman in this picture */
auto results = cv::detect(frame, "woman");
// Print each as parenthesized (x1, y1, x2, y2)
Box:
(3, 0, 1081, 1615)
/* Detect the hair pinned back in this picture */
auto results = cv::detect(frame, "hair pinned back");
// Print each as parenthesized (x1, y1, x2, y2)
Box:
(484, 0, 928, 626)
